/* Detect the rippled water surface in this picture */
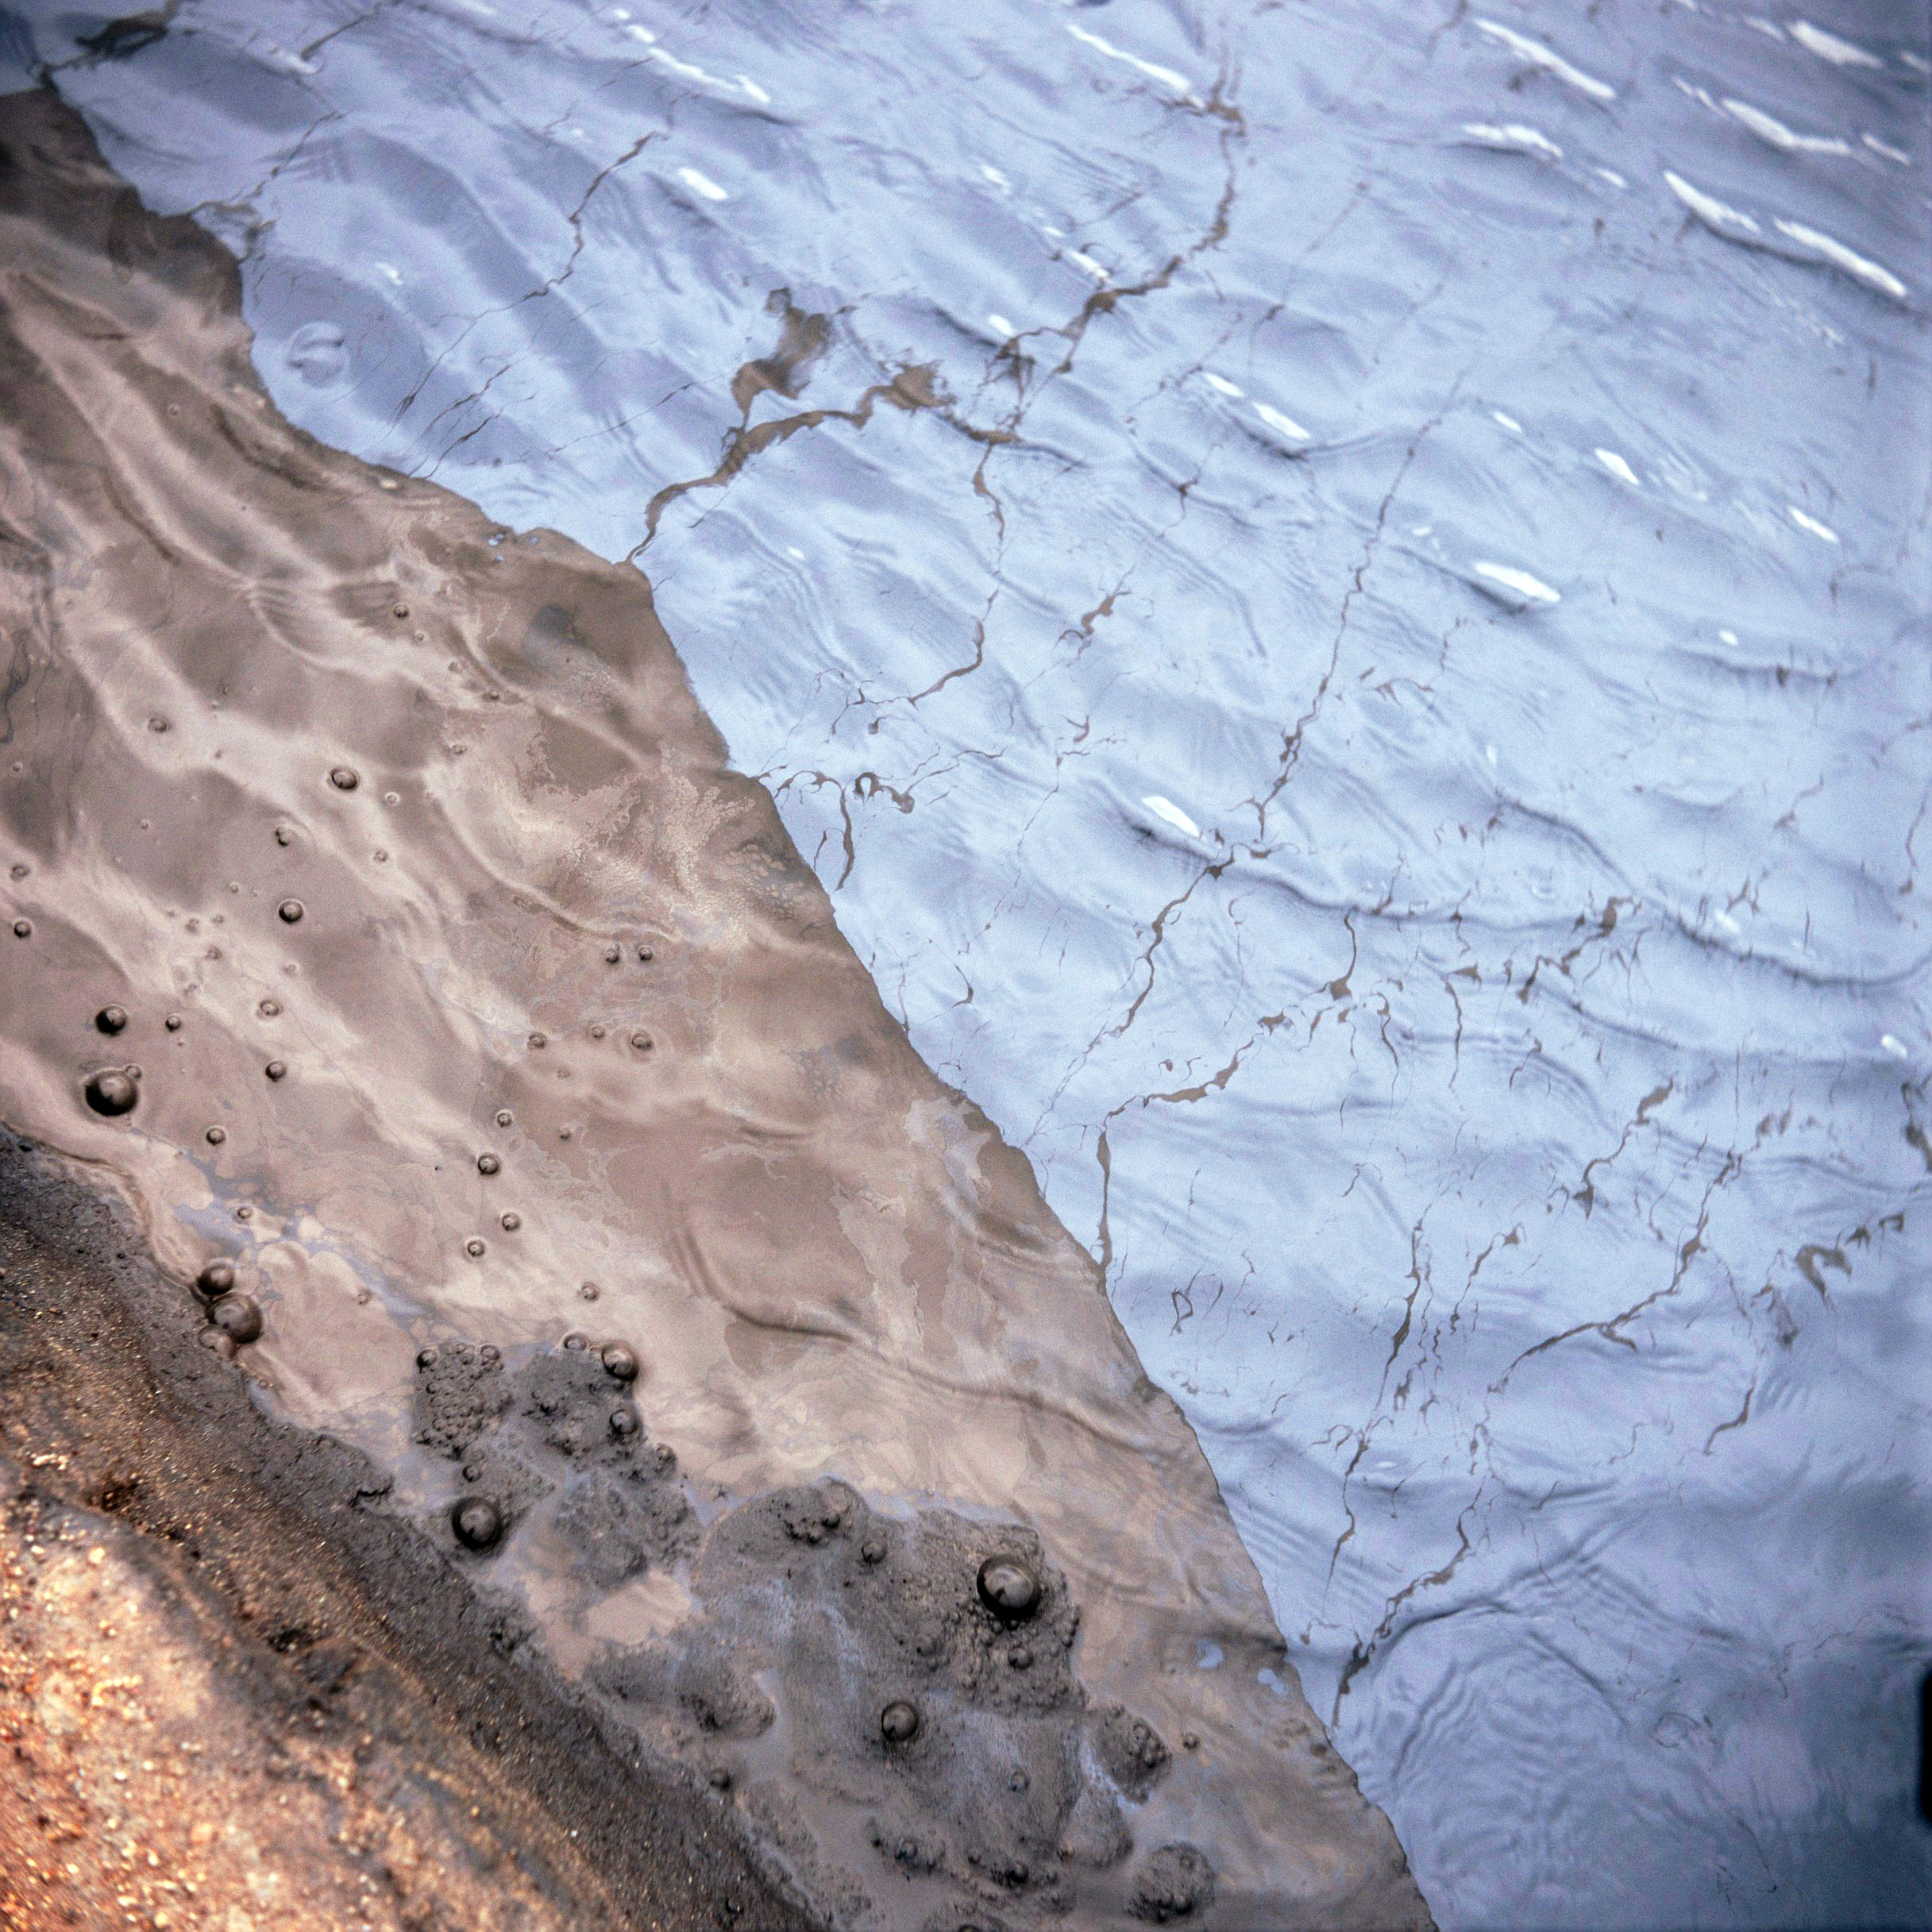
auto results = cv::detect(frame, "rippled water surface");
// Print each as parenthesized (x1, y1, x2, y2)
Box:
(6, 0, 1930, 1923)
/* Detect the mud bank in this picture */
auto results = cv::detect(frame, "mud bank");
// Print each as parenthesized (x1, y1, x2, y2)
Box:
(0, 86, 1429, 1929)
(0, 1136, 817, 1930)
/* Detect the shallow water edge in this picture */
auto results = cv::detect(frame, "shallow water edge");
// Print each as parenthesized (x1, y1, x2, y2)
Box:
(0, 85, 1427, 1930)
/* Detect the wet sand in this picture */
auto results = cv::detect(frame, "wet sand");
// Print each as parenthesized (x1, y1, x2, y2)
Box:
(0, 85, 1429, 1929)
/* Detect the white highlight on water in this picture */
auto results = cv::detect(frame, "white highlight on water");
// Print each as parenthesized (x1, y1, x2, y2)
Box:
(1462, 124, 1564, 160)
(1773, 220, 1910, 300)
(1141, 795, 1204, 839)
(1473, 20, 1618, 102)
(1664, 170, 1761, 237)
(1255, 402, 1311, 442)
(1064, 23, 1198, 102)
(1474, 561, 1563, 604)
(1789, 21, 1883, 68)
(1787, 506, 1840, 544)
(1722, 98, 1852, 156)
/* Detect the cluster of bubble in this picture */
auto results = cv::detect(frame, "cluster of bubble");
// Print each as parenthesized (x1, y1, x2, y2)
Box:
(193, 1257, 263, 1357)
(442, 1329, 647, 1555)
(875, 1554, 1045, 1749)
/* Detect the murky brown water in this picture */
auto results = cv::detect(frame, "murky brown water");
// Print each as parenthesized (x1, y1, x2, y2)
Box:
(0, 89, 1425, 1928)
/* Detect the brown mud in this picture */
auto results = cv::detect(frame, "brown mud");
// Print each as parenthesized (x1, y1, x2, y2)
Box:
(0, 1136, 816, 1930)
(0, 86, 1430, 1930)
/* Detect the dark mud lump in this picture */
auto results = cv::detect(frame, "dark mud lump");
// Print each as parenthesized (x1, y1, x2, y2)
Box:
(1130, 1844, 1217, 1923)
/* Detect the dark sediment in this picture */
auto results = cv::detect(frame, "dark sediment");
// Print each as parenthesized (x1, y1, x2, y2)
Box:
(0, 1133, 821, 1930)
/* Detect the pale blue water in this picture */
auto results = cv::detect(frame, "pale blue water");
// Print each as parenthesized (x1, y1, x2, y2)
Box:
(7, 2, 1930, 1922)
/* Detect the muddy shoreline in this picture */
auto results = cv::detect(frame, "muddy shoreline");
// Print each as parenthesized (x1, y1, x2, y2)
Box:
(0, 1132, 822, 1930)
(0, 82, 1427, 1929)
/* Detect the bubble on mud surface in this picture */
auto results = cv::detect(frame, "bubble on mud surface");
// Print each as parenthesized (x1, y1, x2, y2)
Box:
(411, 1339, 698, 1587)
(329, 765, 360, 790)
(493, 1109, 513, 1128)
(273, 824, 295, 847)
(83, 1068, 139, 1116)
(476, 1152, 500, 1174)
(257, 998, 281, 1017)
(205, 1124, 226, 1145)
(286, 319, 347, 385)
(196, 1259, 236, 1298)
(977, 1556, 1042, 1622)
(199, 1325, 237, 1360)
(12, 919, 32, 939)
(1093, 1705, 1171, 1800)
(415, 1340, 511, 1456)
(600, 1342, 638, 1382)
(164, 1013, 182, 1031)
(465, 1238, 486, 1258)
(94, 1005, 129, 1034)
(452, 1494, 503, 1551)
(577, 1476, 1186, 1918)
(499, 1211, 520, 1231)
(264, 1059, 287, 1082)
(210, 1294, 263, 1344)
(630, 1032, 653, 1051)
(276, 898, 303, 924)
